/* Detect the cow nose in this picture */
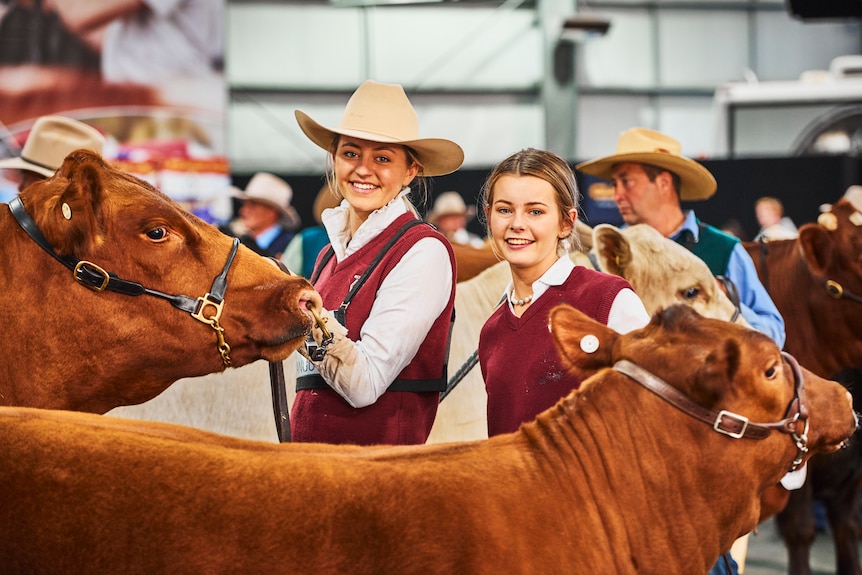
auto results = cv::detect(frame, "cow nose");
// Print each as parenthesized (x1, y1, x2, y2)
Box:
(300, 289, 324, 319)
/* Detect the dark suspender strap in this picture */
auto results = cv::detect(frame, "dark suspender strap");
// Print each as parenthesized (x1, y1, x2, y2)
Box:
(309, 246, 335, 285)
(296, 374, 447, 393)
(333, 219, 427, 323)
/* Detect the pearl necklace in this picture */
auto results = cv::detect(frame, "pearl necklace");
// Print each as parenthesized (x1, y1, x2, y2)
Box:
(511, 290, 533, 306)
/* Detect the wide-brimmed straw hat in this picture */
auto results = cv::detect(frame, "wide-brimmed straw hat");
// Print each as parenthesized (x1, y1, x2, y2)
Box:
(0, 115, 105, 178)
(295, 80, 464, 177)
(576, 127, 717, 201)
(427, 191, 476, 225)
(231, 172, 301, 230)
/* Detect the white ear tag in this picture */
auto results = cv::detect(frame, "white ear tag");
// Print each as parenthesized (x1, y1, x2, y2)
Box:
(779, 462, 807, 490)
(61, 203, 72, 220)
(580, 334, 599, 354)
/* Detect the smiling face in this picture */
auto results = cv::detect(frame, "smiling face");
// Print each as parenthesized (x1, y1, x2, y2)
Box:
(333, 136, 420, 233)
(487, 174, 574, 282)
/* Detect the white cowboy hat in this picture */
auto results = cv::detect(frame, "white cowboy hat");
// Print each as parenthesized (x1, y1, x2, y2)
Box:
(427, 191, 476, 225)
(231, 172, 302, 230)
(0, 115, 105, 178)
(576, 127, 717, 201)
(295, 80, 464, 177)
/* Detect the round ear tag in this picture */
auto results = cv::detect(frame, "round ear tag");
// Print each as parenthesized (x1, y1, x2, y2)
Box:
(580, 334, 599, 354)
(61, 203, 72, 220)
(817, 212, 837, 231)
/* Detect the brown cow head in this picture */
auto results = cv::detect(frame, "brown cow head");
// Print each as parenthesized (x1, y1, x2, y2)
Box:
(549, 303, 856, 469)
(798, 192, 862, 298)
(592, 224, 746, 325)
(3, 149, 321, 412)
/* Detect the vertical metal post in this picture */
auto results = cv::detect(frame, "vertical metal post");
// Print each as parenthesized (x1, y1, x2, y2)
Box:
(538, 0, 578, 160)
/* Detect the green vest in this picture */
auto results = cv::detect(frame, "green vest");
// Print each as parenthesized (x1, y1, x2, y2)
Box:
(674, 219, 739, 276)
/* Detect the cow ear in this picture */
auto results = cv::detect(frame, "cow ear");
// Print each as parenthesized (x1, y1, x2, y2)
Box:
(798, 224, 834, 277)
(44, 150, 105, 257)
(693, 338, 741, 407)
(548, 303, 617, 375)
(592, 224, 632, 278)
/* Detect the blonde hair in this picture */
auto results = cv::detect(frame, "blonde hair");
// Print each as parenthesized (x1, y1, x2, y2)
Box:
(478, 148, 582, 254)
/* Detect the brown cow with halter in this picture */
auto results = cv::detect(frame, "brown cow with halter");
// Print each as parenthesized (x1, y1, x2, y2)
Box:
(744, 187, 862, 575)
(0, 149, 321, 414)
(0, 304, 854, 574)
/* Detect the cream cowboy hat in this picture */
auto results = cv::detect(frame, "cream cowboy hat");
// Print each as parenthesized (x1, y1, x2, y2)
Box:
(231, 172, 302, 230)
(295, 80, 464, 177)
(576, 127, 717, 201)
(427, 191, 476, 225)
(0, 115, 105, 178)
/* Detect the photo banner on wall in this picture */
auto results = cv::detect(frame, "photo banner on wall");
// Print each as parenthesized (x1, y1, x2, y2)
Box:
(0, 0, 230, 223)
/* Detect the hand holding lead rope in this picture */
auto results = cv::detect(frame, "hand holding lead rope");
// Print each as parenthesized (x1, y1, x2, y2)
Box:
(307, 302, 335, 361)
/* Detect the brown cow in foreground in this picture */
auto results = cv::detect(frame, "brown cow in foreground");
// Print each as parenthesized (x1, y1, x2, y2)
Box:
(744, 189, 862, 575)
(0, 304, 854, 575)
(0, 149, 320, 414)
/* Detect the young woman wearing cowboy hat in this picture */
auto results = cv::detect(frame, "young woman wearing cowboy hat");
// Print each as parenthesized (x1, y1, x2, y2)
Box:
(291, 80, 463, 446)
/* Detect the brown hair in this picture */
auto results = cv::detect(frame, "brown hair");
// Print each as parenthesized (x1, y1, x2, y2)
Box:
(478, 148, 581, 253)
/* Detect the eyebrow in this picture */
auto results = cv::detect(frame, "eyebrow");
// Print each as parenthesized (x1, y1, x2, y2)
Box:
(493, 199, 549, 208)
(339, 141, 400, 154)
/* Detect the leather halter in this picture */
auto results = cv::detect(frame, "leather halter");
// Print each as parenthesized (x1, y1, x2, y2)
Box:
(614, 351, 810, 471)
(9, 196, 241, 367)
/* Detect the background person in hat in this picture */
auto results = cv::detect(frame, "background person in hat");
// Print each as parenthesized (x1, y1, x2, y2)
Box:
(578, 128, 785, 575)
(576, 127, 784, 348)
(426, 190, 486, 248)
(0, 115, 105, 197)
(291, 79, 463, 446)
(281, 181, 341, 278)
(226, 172, 301, 259)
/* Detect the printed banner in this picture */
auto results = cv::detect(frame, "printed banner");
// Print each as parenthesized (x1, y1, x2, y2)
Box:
(0, 0, 229, 223)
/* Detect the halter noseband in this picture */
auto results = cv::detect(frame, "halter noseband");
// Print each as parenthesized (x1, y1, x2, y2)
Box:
(614, 351, 810, 472)
(9, 196, 241, 367)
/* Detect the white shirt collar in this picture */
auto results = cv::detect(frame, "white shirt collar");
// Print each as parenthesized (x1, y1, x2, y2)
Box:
(321, 188, 413, 261)
(503, 255, 574, 310)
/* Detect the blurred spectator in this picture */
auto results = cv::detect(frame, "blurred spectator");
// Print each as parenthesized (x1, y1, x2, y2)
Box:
(281, 182, 341, 278)
(0, 114, 104, 197)
(754, 197, 797, 242)
(225, 172, 301, 258)
(427, 191, 485, 248)
(720, 218, 748, 241)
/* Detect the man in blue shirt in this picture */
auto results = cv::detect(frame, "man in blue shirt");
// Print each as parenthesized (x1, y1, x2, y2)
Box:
(577, 127, 785, 348)
(578, 128, 786, 575)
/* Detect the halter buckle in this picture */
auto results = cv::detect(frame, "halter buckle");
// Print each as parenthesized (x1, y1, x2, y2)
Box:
(73, 261, 110, 292)
(714, 410, 749, 439)
(192, 293, 225, 325)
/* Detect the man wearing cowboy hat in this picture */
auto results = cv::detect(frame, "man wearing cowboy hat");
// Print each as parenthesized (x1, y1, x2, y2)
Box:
(580, 127, 786, 575)
(0, 115, 105, 194)
(577, 127, 784, 347)
(228, 172, 302, 258)
(427, 191, 485, 248)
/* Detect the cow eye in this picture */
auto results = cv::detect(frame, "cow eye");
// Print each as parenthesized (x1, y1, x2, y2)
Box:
(681, 287, 700, 300)
(146, 228, 168, 241)
(765, 365, 777, 379)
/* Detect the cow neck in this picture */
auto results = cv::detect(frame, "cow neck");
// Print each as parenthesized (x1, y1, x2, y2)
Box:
(612, 352, 810, 471)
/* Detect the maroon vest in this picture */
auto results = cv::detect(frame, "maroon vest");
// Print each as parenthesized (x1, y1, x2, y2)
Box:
(291, 213, 456, 445)
(479, 267, 632, 437)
